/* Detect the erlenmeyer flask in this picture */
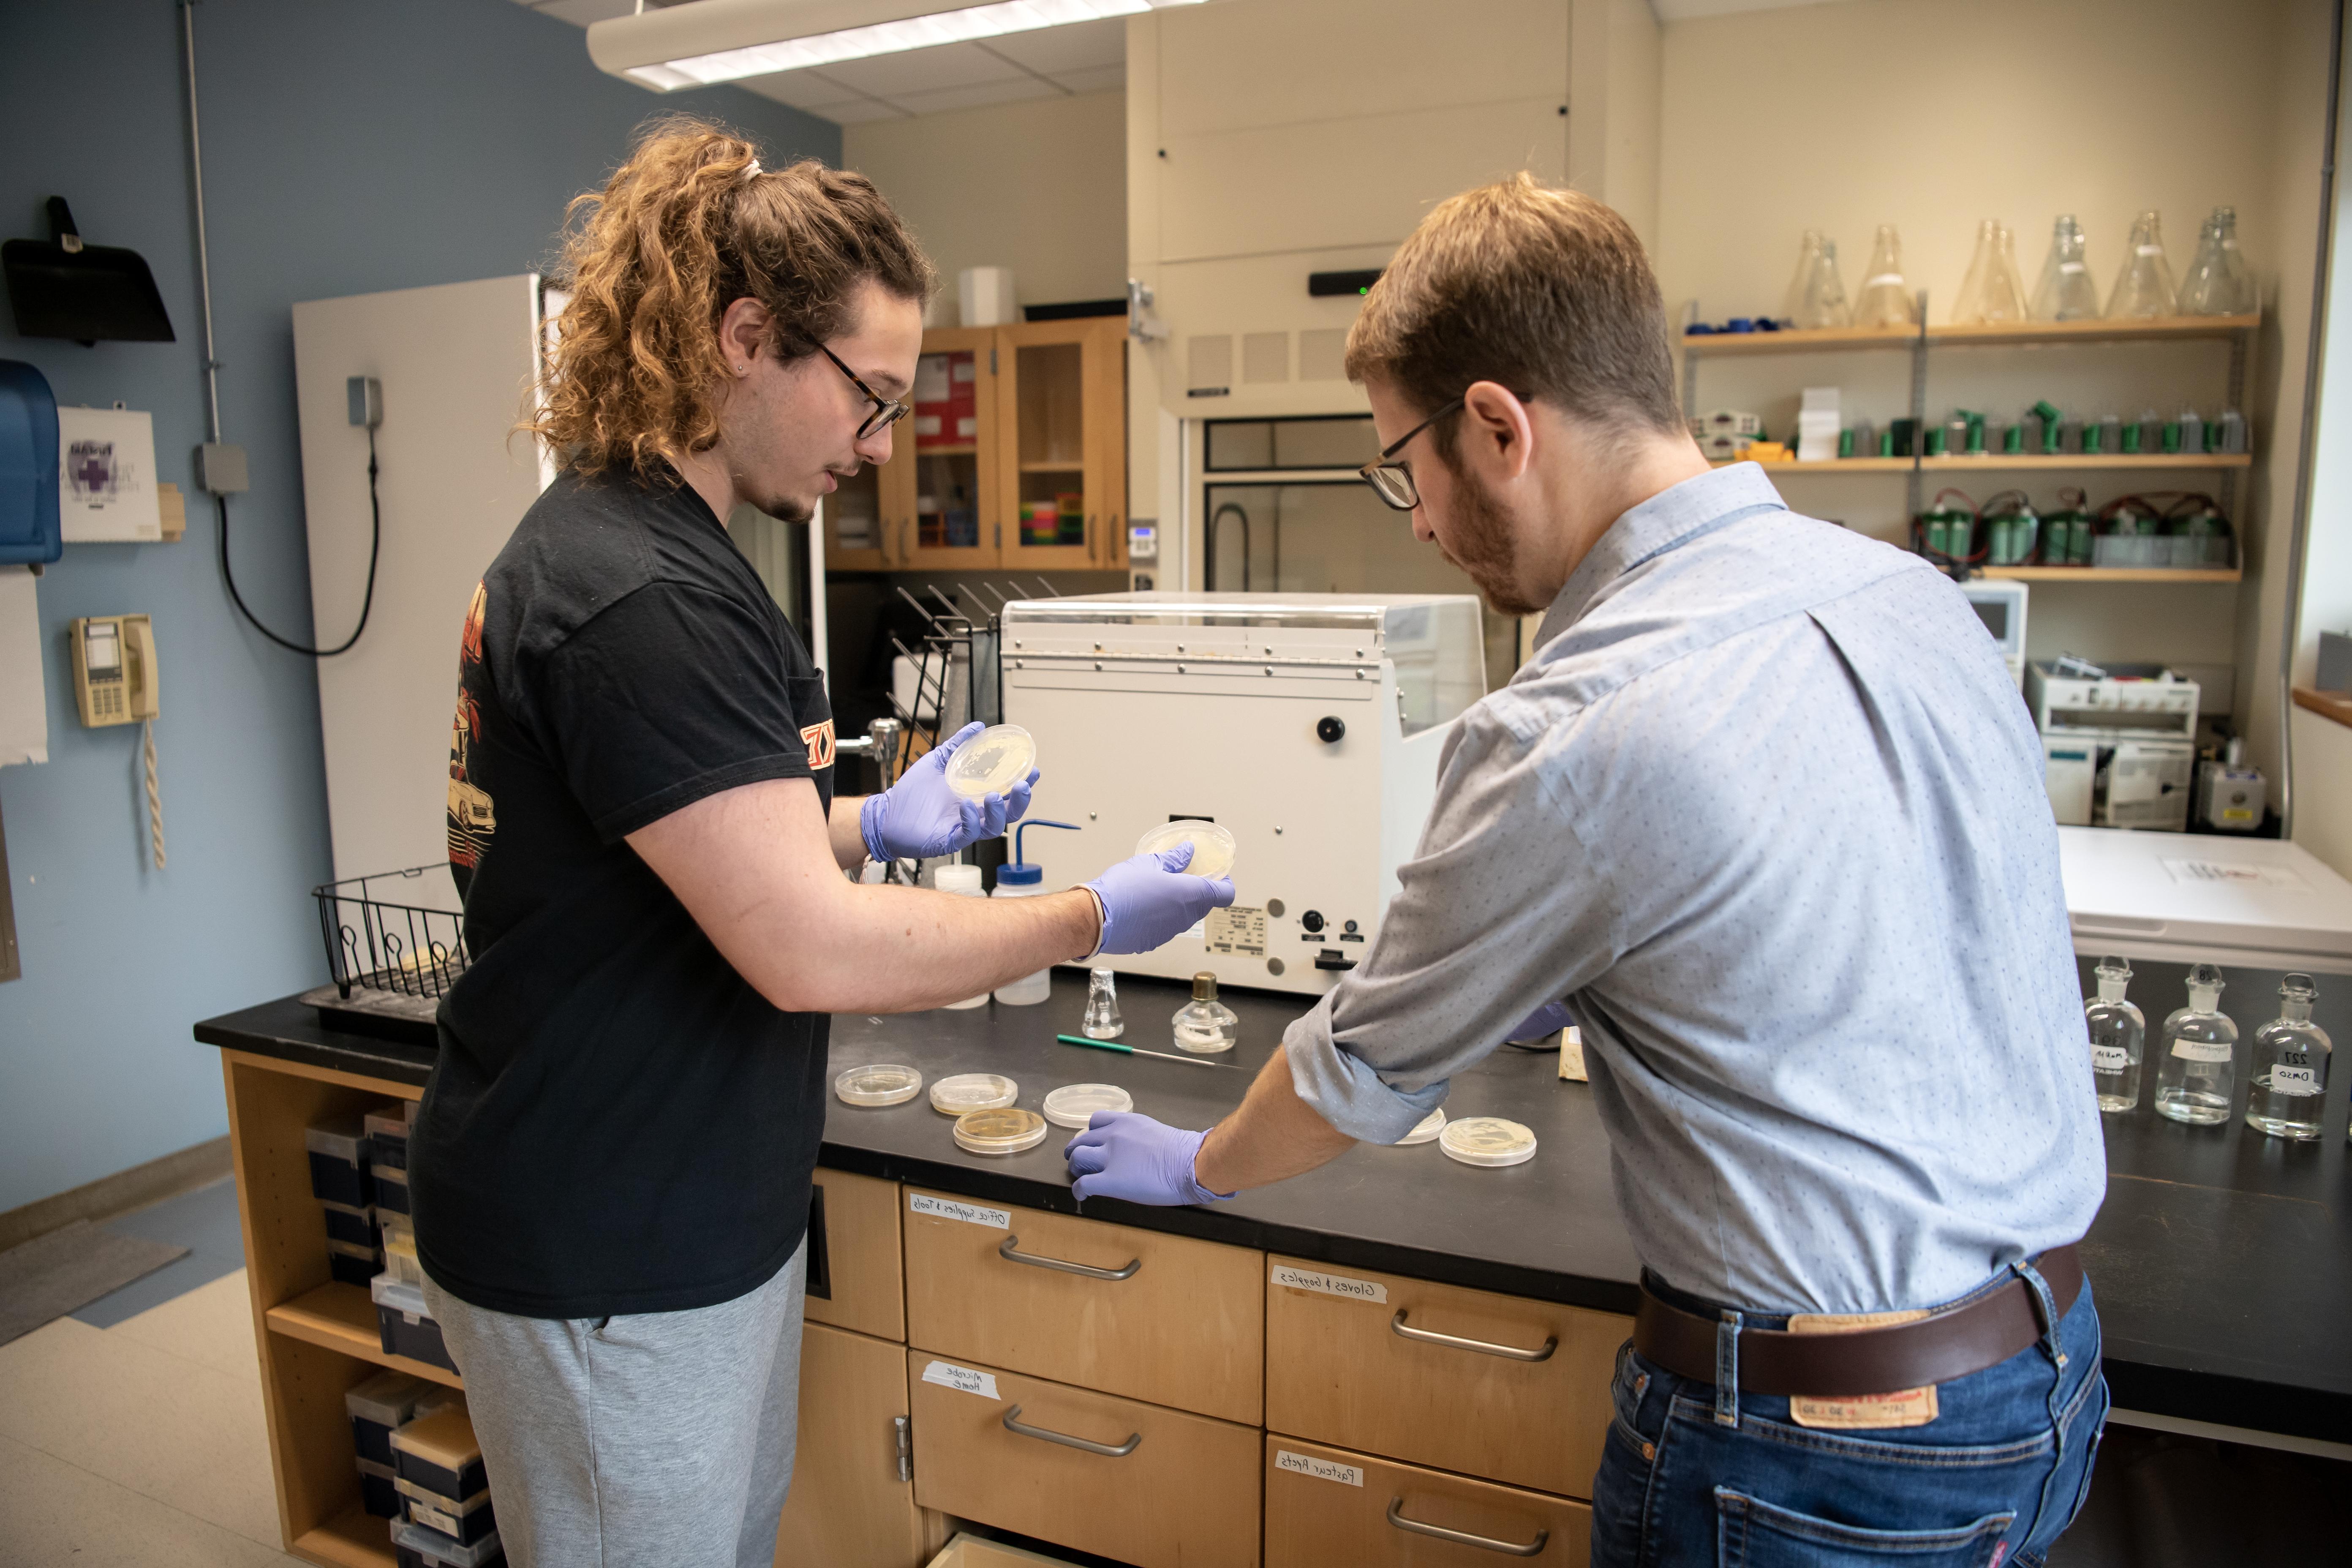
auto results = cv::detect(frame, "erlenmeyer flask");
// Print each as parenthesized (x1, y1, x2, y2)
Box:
(1952, 220, 1998, 324)
(1853, 225, 1918, 327)
(2216, 207, 2254, 311)
(1783, 230, 1824, 325)
(2180, 207, 2255, 315)
(1988, 224, 2030, 321)
(2107, 210, 2178, 318)
(2031, 215, 2102, 321)
(1795, 238, 1852, 328)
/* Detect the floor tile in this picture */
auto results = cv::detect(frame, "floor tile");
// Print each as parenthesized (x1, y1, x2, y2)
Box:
(109, 1267, 262, 1386)
(0, 1311, 283, 1548)
(75, 1177, 248, 1328)
(0, 1431, 305, 1568)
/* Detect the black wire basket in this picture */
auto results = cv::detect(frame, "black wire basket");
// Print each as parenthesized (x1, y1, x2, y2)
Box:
(313, 864, 468, 1002)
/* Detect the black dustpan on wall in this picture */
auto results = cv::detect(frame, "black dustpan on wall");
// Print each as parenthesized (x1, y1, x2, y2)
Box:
(3, 197, 175, 346)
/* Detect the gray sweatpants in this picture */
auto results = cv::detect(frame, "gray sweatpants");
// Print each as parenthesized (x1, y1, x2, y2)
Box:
(423, 1243, 806, 1568)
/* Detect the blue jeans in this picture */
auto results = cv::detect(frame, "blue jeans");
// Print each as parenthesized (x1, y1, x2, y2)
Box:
(1592, 1269, 2107, 1568)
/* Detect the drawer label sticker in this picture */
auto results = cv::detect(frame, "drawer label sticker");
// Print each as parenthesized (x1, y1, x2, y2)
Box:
(1271, 1261, 1387, 1304)
(921, 1360, 1001, 1400)
(909, 1193, 1010, 1229)
(1275, 1449, 1363, 1487)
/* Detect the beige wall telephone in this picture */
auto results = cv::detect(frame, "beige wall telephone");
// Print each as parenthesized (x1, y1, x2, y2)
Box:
(69, 615, 166, 868)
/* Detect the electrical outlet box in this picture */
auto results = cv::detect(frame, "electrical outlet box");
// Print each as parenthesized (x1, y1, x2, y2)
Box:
(347, 376, 382, 430)
(195, 441, 248, 494)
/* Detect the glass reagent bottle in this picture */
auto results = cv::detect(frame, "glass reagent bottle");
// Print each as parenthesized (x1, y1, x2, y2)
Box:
(2246, 973, 2330, 1141)
(1173, 971, 1238, 1054)
(2155, 964, 2236, 1125)
(2085, 956, 2145, 1113)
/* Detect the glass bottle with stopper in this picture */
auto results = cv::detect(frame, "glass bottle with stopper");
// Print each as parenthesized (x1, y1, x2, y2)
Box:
(2085, 956, 2145, 1113)
(2246, 974, 2329, 1140)
(1852, 225, 1917, 327)
(2031, 215, 2102, 321)
(2155, 964, 2237, 1125)
(1172, 971, 1237, 1054)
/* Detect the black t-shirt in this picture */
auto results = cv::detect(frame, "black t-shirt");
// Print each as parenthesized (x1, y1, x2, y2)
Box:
(412, 467, 836, 1319)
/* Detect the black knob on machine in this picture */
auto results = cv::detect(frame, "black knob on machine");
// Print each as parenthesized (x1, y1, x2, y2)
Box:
(1316, 715, 1345, 744)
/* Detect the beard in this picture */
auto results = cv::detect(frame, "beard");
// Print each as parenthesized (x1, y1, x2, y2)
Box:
(1440, 460, 1546, 617)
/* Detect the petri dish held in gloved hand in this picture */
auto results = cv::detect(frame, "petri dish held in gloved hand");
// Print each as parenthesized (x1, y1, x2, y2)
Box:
(954, 1108, 1049, 1156)
(1042, 1083, 1133, 1129)
(1135, 819, 1238, 880)
(1440, 1116, 1536, 1168)
(930, 1073, 1019, 1116)
(944, 724, 1037, 800)
(834, 1064, 923, 1108)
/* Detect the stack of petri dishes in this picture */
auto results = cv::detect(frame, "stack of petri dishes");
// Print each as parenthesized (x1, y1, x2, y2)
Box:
(834, 1064, 923, 1108)
(1042, 1083, 1133, 1130)
(1438, 1116, 1536, 1168)
(954, 1108, 1048, 1156)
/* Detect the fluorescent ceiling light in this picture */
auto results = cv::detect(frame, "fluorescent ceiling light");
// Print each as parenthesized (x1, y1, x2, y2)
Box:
(588, 0, 1205, 91)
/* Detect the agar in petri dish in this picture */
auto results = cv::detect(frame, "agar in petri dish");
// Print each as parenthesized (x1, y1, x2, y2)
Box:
(1135, 818, 1238, 880)
(930, 1073, 1019, 1116)
(1439, 1116, 1537, 1168)
(1396, 1107, 1447, 1146)
(834, 1064, 923, 1108)
(944, 724, 1037, 800)
(954, 1108, 1048, 1156)
(1042, 1083, 1134, 1129)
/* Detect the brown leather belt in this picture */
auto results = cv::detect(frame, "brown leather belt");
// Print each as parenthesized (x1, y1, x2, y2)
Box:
(1631, 1244, 2084, 1399)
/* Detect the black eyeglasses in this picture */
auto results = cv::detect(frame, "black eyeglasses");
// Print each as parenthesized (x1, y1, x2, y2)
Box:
(1358, 397, 1465, 511)
(819, 344, 912, 440)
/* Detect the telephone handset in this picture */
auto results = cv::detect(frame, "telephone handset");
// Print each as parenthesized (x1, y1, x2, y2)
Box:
(70, 615, 166, 868)
(71, 613, 159, 727)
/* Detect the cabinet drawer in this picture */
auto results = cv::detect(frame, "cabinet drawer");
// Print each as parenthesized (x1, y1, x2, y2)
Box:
(1265, 1436, 1590, 1567)
(1264, 1257, 1626, 1498)
(903, 1188, 1262, 1424)
(907, 1351, 1260, 1568)
(806, 1171, 905, 1342)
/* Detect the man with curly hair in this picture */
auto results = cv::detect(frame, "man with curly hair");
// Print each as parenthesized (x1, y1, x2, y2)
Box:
(409, 119, 1230, 1567)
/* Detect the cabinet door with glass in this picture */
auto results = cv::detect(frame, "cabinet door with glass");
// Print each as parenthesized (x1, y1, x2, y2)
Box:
(823, 447, 894, 571)
(892, 325, 1002, 572)
(995, 316, 1126, 572)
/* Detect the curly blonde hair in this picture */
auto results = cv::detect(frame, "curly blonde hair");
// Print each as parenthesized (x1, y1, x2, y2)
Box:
(533, 117, 935, 478)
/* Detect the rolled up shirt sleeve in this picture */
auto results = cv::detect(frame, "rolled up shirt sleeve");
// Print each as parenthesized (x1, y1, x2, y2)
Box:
(1281, 694, 1624, 1142)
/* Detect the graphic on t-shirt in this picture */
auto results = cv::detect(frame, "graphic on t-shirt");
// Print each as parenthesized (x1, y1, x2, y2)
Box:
(448, 580, 497, 874)
(800, 717, 836, 771)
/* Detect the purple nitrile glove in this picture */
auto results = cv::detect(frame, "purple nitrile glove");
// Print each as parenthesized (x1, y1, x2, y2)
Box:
(859, 721, 1040, 861)
(1081, 842, 1236, 955)
(1506, 1000, 1574, 1043)
(1064, 1111, 1234, 1206)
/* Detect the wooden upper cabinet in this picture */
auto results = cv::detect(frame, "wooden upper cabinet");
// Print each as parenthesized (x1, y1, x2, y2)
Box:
(996, 317, 1126, 572)
(892, 325, 1001, 572)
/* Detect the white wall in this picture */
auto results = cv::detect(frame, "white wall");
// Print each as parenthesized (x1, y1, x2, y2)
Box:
(1657, 0, 2333, 777)
(844, 90, 1128, 324)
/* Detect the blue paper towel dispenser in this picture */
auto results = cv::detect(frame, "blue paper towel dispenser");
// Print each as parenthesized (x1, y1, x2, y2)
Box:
(0, 360, 62, 566)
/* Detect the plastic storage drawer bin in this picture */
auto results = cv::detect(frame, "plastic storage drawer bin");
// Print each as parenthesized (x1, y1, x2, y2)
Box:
(321, 1200, 377, 1247)
(329, 1240, 382, 1287)
(357, 1457, 401, 1519)
(392, 1408, 489, 1501)
(305, 1116, 370, 1207)
(372, 1276, 456, 1371)
(392, 1518, 504, 1568)
(372, 1163, 411, 1216)
(398, 1476, 497, 1546)
(347, 1369, 428, 1467)
(365, 1107, 412, 1172)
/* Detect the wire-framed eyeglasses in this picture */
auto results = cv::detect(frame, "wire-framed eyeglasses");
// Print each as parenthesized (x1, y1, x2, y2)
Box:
(1357, 397, 1466, 512)
(820, 344, 913, 440)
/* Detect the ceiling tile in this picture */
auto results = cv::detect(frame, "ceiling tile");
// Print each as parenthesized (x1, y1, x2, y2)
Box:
(978, 16, 1126, 75)
(808, 97, 912, 124)
(883, 78, 1062, 117)
(814, 40, 1029, 96)
(530, 0, 635, 24)
(732, 67, 875, 111)
(1048, 63, 1126, 95)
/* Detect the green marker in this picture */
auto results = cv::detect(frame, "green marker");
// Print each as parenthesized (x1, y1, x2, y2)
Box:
(1055, 1033, 1245, 1069)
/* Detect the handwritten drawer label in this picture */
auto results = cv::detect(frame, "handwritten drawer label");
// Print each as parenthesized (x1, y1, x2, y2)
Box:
(910, 1192, 1010, 1229)
(1271, 1261, 1387, 1304)
(921, 1360, 1000, 1400)
(1275, 1449, 1363, 1487)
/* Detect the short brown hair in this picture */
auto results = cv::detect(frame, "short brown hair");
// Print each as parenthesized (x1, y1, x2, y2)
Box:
(533, 117, 936, 477)
(1345, 174, 1680, 446)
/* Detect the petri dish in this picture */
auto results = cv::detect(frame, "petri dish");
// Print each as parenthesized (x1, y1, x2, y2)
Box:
(1396, 1108, 1447, 1146)
(834, 1064, 923, 1108)
(930, 1073, 1019, 1116)
(944, 725, 1037, 800)
(1135, 819, 1238, 880)
(954, 1108, 1048, 1156)
(1440, 1116, 1537, 1168)
(1042, 1083, 1133, 1130)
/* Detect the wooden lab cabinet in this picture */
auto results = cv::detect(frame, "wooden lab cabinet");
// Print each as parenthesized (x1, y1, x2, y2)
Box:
(823, 318, 1126, 573)
(775, 1322, 941, 1568)
(1263, 1437, 1592, 1567)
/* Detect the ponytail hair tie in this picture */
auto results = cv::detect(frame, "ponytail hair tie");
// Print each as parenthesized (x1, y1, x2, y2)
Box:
(740, 158, 763, 183)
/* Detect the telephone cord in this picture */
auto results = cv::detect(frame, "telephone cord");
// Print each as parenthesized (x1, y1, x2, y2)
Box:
(142, 716, 166, 871)
(218, 426, 381, 657)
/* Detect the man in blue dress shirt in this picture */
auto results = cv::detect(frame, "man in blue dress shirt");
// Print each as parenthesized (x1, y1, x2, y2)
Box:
(1067, 175, 2107, 1567)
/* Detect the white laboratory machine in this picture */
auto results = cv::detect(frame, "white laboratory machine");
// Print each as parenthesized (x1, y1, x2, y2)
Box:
(2060, 826, 2352, 975)
(1957, 577, 2029, 688)
(2026, 662, 2200, 830)
(999, 592, 1484, 997)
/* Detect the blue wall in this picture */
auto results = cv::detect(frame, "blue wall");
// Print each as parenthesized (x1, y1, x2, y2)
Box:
(0, 0, 839, 1214)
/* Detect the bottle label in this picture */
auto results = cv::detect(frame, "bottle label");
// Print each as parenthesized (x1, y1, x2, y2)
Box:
(2269, 1065, 2321, 1096)
(2091, 1044, 2132, 1073)
(2061, 262, 2087, 274)
(2170, 1039, 2234, 1062)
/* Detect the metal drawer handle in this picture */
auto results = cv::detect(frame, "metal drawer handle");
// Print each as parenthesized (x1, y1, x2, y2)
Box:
(1386, 1496, 1549, 1557)
(998, 1234, 1141, 1280)
(1390, 1308, 1557, 1362)
(1000, 1405, 1142, 1458)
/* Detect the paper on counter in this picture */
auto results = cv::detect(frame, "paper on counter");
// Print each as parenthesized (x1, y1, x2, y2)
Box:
(0, 566, 47, 766)
(1558, 1025, 1586, 1082)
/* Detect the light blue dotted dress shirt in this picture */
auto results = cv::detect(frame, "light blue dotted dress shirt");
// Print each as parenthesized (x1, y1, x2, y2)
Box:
(1281, 463, 2107, 1316)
